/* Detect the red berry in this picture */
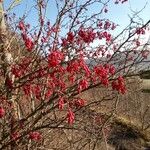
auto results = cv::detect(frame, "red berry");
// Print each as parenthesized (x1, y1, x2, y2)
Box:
(0, 107, 5, 118)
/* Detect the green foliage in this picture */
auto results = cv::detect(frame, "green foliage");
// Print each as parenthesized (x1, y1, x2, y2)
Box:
(140, 70, 150, 79)
(141, 89, 150, 93)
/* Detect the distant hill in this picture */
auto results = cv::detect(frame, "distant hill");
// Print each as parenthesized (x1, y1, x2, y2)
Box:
(85, 50, 150, 73)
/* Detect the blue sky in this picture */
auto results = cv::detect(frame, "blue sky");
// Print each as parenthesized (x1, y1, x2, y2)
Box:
(3, 0, 150, 33)
(108, 0, 150, 31)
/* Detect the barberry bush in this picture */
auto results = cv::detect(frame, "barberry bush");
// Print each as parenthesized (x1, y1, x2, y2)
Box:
(0, 0, 150, 149)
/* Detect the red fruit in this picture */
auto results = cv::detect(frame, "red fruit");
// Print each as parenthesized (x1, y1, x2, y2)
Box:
(58, 97, 64, 110)
(67, 108, 75, 125)
(29, 131, 41, 141)
(48, 50, 64, 67)
(18, 21, 25, 31)
(0, 107, 5, 118)
(67, 32, 74, 43)
(25, 38, 34, 51)
(75, 99, 85, 108)
(11, 132, 20, 141)
(78, 79, 89, 93)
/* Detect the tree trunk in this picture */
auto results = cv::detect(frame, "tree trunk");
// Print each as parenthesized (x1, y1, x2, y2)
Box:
(0, 2, 20, 149)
